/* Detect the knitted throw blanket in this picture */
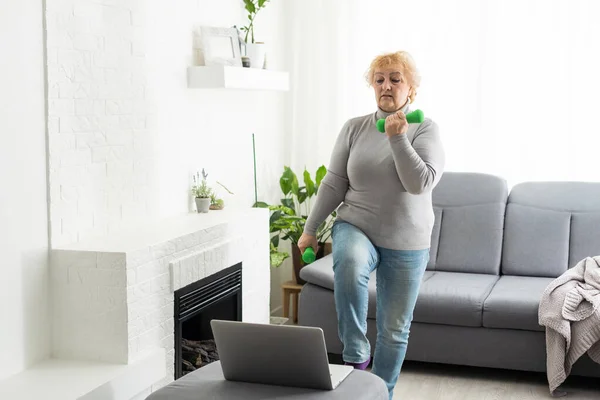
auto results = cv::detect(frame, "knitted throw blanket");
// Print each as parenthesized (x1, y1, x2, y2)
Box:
(538, 256, 600, 396)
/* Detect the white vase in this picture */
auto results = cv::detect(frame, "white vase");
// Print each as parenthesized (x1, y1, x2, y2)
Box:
(245, 42, 266, 69)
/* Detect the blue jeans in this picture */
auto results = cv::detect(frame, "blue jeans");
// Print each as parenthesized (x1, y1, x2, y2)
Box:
(332, 220, 429, 399)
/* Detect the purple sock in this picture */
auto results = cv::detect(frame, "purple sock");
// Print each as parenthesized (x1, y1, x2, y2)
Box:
(344, 357, 370, 370)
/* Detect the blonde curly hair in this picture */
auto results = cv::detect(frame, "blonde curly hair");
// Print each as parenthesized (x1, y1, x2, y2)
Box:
(365, 51, 421, 103)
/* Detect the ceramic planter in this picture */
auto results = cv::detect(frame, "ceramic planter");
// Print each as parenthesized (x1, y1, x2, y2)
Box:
(195, 197, 210, 213)
(244, 42, 266, 69)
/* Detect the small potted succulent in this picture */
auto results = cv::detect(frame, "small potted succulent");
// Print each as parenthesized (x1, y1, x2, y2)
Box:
(210, 193, 225, 210)
(209, 181, 234, 210)
(191, 169, 212, 213)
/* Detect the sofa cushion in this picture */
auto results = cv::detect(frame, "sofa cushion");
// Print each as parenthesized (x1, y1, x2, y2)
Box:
(435, 204, 506, 274)
(429, 172, 508, 274)
(299, 254, 435, 319)
(502, 181, 600, 277)
(570, 212, 600, 268)
(502, 204, 571, 277)
(413, 272, 499, 327)
(482, 275, 554, 332)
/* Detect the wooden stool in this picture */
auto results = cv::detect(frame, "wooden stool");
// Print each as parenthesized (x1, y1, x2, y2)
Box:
(281, 280, 304, 323)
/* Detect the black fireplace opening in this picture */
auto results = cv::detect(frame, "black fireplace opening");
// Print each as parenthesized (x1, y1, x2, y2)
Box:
(174, 262, 242, 379)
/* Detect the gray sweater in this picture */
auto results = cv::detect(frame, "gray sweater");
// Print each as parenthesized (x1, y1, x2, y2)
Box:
(304, 105, 445, 250)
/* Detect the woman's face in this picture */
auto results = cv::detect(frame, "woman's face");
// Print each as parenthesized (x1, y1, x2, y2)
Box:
(373, 66, 411, 112)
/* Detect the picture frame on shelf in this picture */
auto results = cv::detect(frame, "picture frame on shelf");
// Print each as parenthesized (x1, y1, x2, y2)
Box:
(199, 26, 242, 67)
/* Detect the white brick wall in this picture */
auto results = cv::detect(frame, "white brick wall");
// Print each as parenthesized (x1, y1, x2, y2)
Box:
(51, 209, 270, 390)
(46, 0, 157, 247)
(45, 0, 289, 252)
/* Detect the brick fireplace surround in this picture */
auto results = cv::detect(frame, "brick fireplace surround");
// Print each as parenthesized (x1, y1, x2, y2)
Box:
(0, 208, 269, 399)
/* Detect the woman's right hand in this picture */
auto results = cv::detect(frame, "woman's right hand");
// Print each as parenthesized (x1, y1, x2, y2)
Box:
(298, 233, 319, 255)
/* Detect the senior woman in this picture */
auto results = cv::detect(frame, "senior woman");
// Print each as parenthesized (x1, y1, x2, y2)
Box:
(298, 51, 445, 398)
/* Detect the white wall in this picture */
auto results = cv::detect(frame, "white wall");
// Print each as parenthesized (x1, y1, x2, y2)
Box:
(45, 0, 291, 310)
(45, 0, 289, 239)
(0, 0, 50, 380)
(145, 0, 289, 216)
(142, 0, 291, 315)
(45, 0, 160, 247)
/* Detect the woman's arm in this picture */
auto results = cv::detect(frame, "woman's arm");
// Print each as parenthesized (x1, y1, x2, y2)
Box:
(388, 119, 445, 194)
(303, 121, 352, 236)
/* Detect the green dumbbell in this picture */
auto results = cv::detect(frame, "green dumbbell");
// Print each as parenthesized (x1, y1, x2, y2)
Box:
(376, 109, 424, 133)
(302, 247, 316, 264)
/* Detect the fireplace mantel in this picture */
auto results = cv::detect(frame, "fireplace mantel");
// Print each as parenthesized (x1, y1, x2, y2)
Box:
(39, 207, 270, 398)
(54, 208, 264, 253)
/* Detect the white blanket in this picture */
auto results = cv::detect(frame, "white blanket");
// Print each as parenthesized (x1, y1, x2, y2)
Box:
(538, 256, 600, 396)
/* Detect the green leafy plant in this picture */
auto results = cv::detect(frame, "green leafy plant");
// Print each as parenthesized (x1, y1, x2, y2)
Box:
(210, 194, 224, 209)
(240, 0, 270, 43)
(191, 169, 213, 198)
(254, 165, 336, 268)
(209, 180, 233, 210)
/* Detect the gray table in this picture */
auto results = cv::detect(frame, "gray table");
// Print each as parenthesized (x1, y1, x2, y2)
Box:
(146, 361, 388, 400)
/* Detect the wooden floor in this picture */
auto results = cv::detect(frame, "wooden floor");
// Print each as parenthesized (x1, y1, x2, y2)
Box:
(388, 361, 599, 400)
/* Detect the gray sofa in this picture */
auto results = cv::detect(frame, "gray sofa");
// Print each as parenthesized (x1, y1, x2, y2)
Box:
(298, 172, 600, 377)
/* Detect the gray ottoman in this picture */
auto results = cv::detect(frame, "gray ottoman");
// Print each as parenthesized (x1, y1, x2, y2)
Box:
(146, 361, 388, 400)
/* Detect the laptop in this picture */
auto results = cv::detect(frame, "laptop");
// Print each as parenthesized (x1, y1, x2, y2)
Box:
(210, 319, 354, 390)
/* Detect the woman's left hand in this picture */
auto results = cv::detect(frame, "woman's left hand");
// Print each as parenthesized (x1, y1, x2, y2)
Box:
(385, 111, 409, 137)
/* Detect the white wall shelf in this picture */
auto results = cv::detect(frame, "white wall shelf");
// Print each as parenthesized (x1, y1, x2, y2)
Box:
(187, 65, 289, 91)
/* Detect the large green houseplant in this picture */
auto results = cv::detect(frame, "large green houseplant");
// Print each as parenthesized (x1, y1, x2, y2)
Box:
(254, 165, 336, 284)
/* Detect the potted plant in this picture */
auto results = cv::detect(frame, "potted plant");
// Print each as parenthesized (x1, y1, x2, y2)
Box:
(191, 169, 213, 213)
(240, 0, 270, 69)
(210, 194, 225, 210)
(209, 181, 234, 210)
(254, 165, 335, 284)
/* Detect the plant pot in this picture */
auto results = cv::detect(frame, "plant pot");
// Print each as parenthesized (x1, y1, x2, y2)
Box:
(291, 242, 333, 285)
(244, 42, 266, 69)
(209, 199, 224, 210)
(195, 197, 210, 213)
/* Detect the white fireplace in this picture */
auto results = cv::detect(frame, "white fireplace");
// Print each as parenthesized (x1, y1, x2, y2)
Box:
(42, 207, 269, 398)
